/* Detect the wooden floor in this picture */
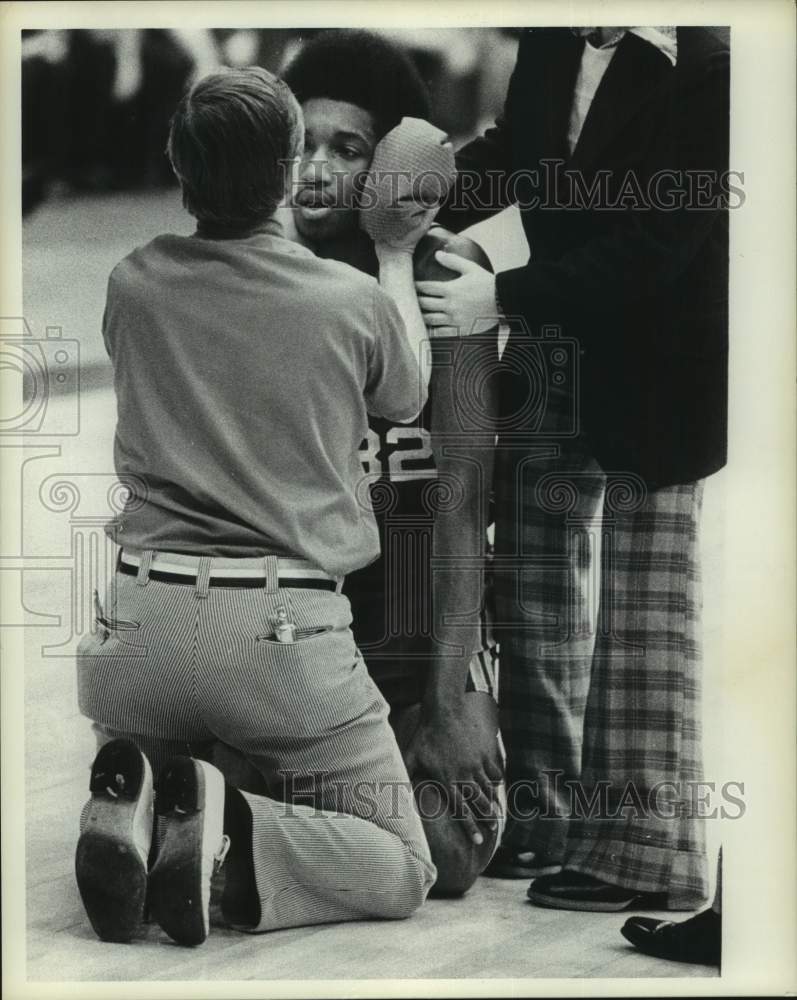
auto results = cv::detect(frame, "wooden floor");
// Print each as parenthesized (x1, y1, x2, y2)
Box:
(25, 699, 717, 984)
(16, 190, 721, 987)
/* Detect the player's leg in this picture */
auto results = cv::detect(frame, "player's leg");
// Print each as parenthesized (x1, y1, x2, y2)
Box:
(392, 688, 503, 896)
(209, 677, 497, 901)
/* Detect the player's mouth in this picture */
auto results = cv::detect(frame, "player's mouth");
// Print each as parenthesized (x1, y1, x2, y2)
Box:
(294, 188, 337, 221)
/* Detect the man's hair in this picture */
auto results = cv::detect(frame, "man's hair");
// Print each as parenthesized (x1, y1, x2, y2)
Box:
(282, 30, 431, 140)
(167, 66, 303, 233)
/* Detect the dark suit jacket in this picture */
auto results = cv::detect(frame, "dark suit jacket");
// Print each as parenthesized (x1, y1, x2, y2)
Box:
(437, 27, 730, 487)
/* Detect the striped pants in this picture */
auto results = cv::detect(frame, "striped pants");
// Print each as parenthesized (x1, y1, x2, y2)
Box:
(77, 553, 436, 932)
(494, 441, 709, 909)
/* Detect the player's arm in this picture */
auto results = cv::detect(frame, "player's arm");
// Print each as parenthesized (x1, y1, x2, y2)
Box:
(361, 117, 457, 396)
(402, 229, 503, 836)
(421, 229, 499, 712)
(375, 231, 434, 395)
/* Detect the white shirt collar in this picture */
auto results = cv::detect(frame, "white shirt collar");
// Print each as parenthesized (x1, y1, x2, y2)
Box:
(628, 27, 678, 66)
(573, 26, 678, 67)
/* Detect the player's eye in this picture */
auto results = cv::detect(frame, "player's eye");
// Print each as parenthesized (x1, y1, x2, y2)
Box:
(335, 145, 365, 161)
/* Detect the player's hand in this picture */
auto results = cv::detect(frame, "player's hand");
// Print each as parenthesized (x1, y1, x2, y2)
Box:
(360, 117, 454, 251)
(361, 159, 441, 254)
(373, 205, 439, 255)
(403, 697, 503, 846)
(416, 251, 500, 336)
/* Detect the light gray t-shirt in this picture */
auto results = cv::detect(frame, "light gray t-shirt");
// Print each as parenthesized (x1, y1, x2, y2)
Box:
(103, 223, 425, 576)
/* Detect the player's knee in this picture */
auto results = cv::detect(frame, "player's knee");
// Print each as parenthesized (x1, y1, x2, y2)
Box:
(423, 814, 485, 897)
(431, 853, 480, 897)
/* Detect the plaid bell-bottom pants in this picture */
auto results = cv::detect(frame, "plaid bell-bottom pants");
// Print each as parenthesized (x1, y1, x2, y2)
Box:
(494, 438, 709, 909)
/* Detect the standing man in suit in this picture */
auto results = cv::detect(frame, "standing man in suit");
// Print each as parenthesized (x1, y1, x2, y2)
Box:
(419, 26, 729, 911)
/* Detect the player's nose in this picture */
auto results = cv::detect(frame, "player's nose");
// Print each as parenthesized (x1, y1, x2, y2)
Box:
(298, 151, 332, 186)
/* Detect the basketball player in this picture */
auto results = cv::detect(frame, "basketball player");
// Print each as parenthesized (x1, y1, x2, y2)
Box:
(283, 30, 504, 894)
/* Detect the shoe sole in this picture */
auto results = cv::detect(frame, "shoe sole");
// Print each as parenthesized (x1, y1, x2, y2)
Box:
(75, 739, 152, 943)
(528, 887, 667, 912)
(149, 757, 224, 947)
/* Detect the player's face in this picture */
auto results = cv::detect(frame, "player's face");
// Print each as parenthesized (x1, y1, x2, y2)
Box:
(293, 98, 376, 243)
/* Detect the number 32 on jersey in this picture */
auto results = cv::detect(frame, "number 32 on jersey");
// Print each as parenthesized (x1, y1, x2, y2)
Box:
(359, 425, 437, 482)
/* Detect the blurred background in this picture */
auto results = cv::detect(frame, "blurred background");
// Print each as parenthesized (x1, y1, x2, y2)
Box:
(21, 27, 521, 214)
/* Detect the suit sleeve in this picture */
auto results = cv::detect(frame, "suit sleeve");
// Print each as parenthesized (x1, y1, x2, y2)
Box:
(496, 49, 730, 328)
(435, 37, 527, 234)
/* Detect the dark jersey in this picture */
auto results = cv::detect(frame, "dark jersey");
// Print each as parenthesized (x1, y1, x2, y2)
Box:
(346, 226, 493, 486)
(327, 226, 495, 708)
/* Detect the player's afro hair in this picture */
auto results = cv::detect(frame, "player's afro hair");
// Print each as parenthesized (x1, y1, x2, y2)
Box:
(282, 30, 432, 140)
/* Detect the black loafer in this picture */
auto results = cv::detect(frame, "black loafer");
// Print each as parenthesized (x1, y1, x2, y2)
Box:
(75, 739, 154, 943)
(527, 870, 668, 912)
(621, 909, 721, 965)
(149, 757, 229, 947)
(484, 845, 563, 879)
